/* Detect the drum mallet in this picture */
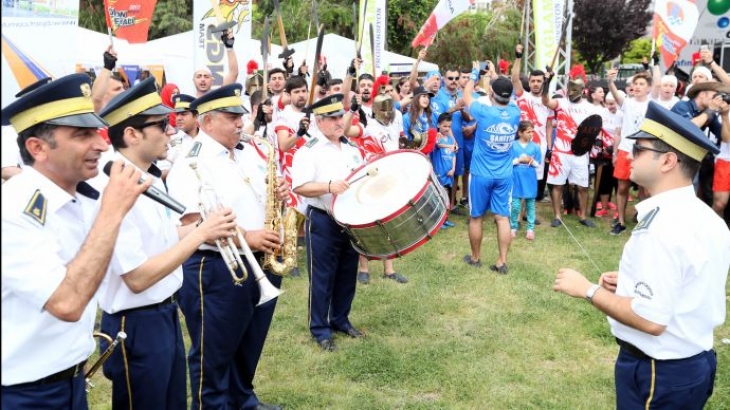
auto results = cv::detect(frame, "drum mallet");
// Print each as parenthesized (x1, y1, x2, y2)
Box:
(349, 166, 379, 185)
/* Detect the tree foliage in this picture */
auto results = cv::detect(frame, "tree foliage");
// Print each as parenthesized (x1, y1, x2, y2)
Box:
(572, 0, 652, 74)
(79, 0, 192, 38)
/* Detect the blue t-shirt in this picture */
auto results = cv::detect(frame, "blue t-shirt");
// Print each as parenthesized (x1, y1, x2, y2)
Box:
(432, 134, 456, 187)
(403, 111, 438, 141)
(511, 140, 542, 198)
(469, 101, 521, 179)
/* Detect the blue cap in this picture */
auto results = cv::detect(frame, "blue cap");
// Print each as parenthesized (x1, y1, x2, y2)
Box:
(15, 77, 53, 98)
(100, 77, 172, 127)
(628, 101, 720, 162)
(190, 83, 248, 115)
(308, 93, 345, 117)
(1, 73, 107, 133)
(172, 94, 196, 113)
(424, 70, 441, 80)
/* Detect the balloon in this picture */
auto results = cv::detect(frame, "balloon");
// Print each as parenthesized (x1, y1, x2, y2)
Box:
(706, 0, 730, 16)
(718, 17, 730, 29)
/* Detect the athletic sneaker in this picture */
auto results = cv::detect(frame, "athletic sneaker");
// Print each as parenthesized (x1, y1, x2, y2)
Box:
(459, 198, 469, 207)
(444, 220, 455, 227)
(357, 271, 370, 284)
(463, 255, 482, 267)
(595, 209, 608, 217)
(551, 219, 563, 227)
(596, 202, 603, 210)
(489, 264, 509, 274)
(526, 230, 535, 241)
(607, 202, 617, 210)
(610, 223, 627, 235)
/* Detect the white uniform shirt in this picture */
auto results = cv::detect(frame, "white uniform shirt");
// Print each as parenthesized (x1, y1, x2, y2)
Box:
(290, 132, 364, 212)
(1, 167, 99, 385)
(609, 186, 730, 359)
(91, 153, 183, 314)
(166, 132, 268, 253)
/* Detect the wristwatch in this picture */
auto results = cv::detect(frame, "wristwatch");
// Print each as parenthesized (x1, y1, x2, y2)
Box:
(586, 284, 601, 304)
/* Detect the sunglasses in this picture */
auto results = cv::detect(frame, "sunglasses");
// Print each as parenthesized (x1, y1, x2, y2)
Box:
(445, 76, 458, 81)
(632, 143, 671, 158)
(136, 118, 169, 133)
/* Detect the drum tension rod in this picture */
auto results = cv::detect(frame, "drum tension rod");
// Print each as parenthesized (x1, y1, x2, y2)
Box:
(409, 199, 430, 237)
(376, 219, 400, 256)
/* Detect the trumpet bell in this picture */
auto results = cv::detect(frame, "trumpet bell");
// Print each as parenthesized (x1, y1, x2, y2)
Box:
(256, 276, 283, 306)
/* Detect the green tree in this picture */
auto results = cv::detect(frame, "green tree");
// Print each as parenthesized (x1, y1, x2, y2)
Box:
(572, 0, 652, 74)
(79, 0, 192, 39)
(621, 38, 652, 64)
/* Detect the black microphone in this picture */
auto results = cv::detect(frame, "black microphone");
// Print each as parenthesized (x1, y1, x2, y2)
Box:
(103, 161, 186, 215)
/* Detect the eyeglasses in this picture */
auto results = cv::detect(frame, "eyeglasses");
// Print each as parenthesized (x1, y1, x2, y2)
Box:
(136, 118, 169, 133)
(632, 143, 671, 158)
(446, 76, 458, 81)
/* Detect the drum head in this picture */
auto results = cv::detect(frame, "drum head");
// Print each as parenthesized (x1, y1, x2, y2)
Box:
(332, 150, 431, 226)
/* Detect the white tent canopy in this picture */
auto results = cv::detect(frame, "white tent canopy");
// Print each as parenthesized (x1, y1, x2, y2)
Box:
(287, 33, 439, 78)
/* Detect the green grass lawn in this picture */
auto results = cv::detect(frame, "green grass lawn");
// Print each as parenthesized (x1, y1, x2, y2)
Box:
(88, 200, 730, 409)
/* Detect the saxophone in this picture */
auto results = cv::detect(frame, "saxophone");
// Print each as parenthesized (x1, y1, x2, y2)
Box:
(257, 135, 306, 276)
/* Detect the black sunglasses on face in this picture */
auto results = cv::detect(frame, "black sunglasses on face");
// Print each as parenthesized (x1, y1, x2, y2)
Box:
(136, 118, 169, 133)
(632, 143, 673, 158)
(445, 76, 458, 81)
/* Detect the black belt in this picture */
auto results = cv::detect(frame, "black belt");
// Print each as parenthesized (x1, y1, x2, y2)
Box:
(194, 249, 266, 266)
(616, 338, 651, 360)
(10, 360, 87, 388)
(114, 293, 178, 316)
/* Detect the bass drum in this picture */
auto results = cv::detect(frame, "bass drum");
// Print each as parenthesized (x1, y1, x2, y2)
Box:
(331, 150, 449, 260)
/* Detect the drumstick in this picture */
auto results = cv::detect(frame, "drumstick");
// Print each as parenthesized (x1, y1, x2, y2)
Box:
(349, 167, 378, 185)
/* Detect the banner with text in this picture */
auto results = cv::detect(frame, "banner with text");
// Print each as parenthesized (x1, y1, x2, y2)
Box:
(193, 0, 253, 89)
(104, 0, 158, 43)
(1, 0, 79, 108)
(360, 0, 386, 76)
(532, 0, 564, 71)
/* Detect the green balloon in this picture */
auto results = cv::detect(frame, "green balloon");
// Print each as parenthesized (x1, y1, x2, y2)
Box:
(707, 0, 730, 16)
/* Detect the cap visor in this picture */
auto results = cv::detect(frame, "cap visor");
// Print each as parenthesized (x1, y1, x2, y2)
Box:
(322, 109, 346, 117)
(626, 130, 658, 140)
(217, 105, 248, 115)
(173, 107, 195, 113)
(140, 104, 174, 116)
(45, 112, 109, 129)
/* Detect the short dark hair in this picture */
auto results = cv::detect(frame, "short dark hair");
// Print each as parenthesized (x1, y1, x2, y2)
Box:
(327, 78, 343, 87)
(529, 70, 545, 78)
(460, 68, 472, 74)
(268, 68, 287, 80)
(358, 73, 374, 83)
(285, 75, 308, 93)
(17, 123, 58, 166)
(250, 90, 263, 108)
(650, 139, 700, 179)
(108, 115, 157, 150)
(437, 112, 452, 124)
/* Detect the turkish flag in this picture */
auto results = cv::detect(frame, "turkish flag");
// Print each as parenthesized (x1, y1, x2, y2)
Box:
(104, 0, 158, 43)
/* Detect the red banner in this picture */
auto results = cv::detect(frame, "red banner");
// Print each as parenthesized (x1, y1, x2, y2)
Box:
(104, 0, 158, 44)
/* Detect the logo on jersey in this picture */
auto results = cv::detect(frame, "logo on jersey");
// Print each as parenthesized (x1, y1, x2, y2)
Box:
(483, 123, 517, 152)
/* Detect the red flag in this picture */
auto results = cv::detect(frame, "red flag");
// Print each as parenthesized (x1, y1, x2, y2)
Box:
(104, 0, 158, 44)
(411, 0, 474, 48)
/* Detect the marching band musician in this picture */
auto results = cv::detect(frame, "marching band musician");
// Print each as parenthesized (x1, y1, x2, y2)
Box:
(347, 92, 409, 285)
(291, 93, 366, 352)
(165, 93, 199, 166)
(554, 102, 730, 409)
(166, 84, 286, 410)
(1, 74, 148, 409)
(94, 78, 237, 409)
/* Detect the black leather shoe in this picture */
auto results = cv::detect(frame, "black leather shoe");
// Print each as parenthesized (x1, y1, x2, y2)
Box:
(256, 403, 283, 410)
(336, 327, 366, 338)
(317, 338, 336, 351)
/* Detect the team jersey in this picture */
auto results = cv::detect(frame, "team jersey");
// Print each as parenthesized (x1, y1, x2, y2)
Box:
(469, 101, 521, 178)
(553, 99, 600, 154)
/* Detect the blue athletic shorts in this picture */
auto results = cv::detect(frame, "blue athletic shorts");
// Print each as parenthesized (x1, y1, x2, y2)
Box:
(468, 174, 512, 218)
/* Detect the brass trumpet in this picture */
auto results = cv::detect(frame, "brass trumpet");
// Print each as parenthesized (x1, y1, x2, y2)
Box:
(189, 160, 282, 306)
(86, 331, 126, 392)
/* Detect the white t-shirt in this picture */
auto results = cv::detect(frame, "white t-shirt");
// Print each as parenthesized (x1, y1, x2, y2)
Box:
(618, 98, 650, 152)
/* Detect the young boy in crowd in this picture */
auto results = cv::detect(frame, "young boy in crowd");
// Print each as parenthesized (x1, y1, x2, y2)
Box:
(433, 112, 457, 228)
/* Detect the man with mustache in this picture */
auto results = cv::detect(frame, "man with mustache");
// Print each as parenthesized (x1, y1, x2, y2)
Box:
(291, 94, 366, 352)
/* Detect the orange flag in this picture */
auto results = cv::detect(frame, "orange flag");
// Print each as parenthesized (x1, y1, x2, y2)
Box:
(104, 0, 158, 43)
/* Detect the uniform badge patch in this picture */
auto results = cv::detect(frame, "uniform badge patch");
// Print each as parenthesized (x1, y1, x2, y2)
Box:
(24, 189, 47, 226)
(305, 137, 319, 148)
(633, 207, 660, 231)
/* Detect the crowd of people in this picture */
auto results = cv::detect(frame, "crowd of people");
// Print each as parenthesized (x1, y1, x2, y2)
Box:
(2, 23, 729, 410)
